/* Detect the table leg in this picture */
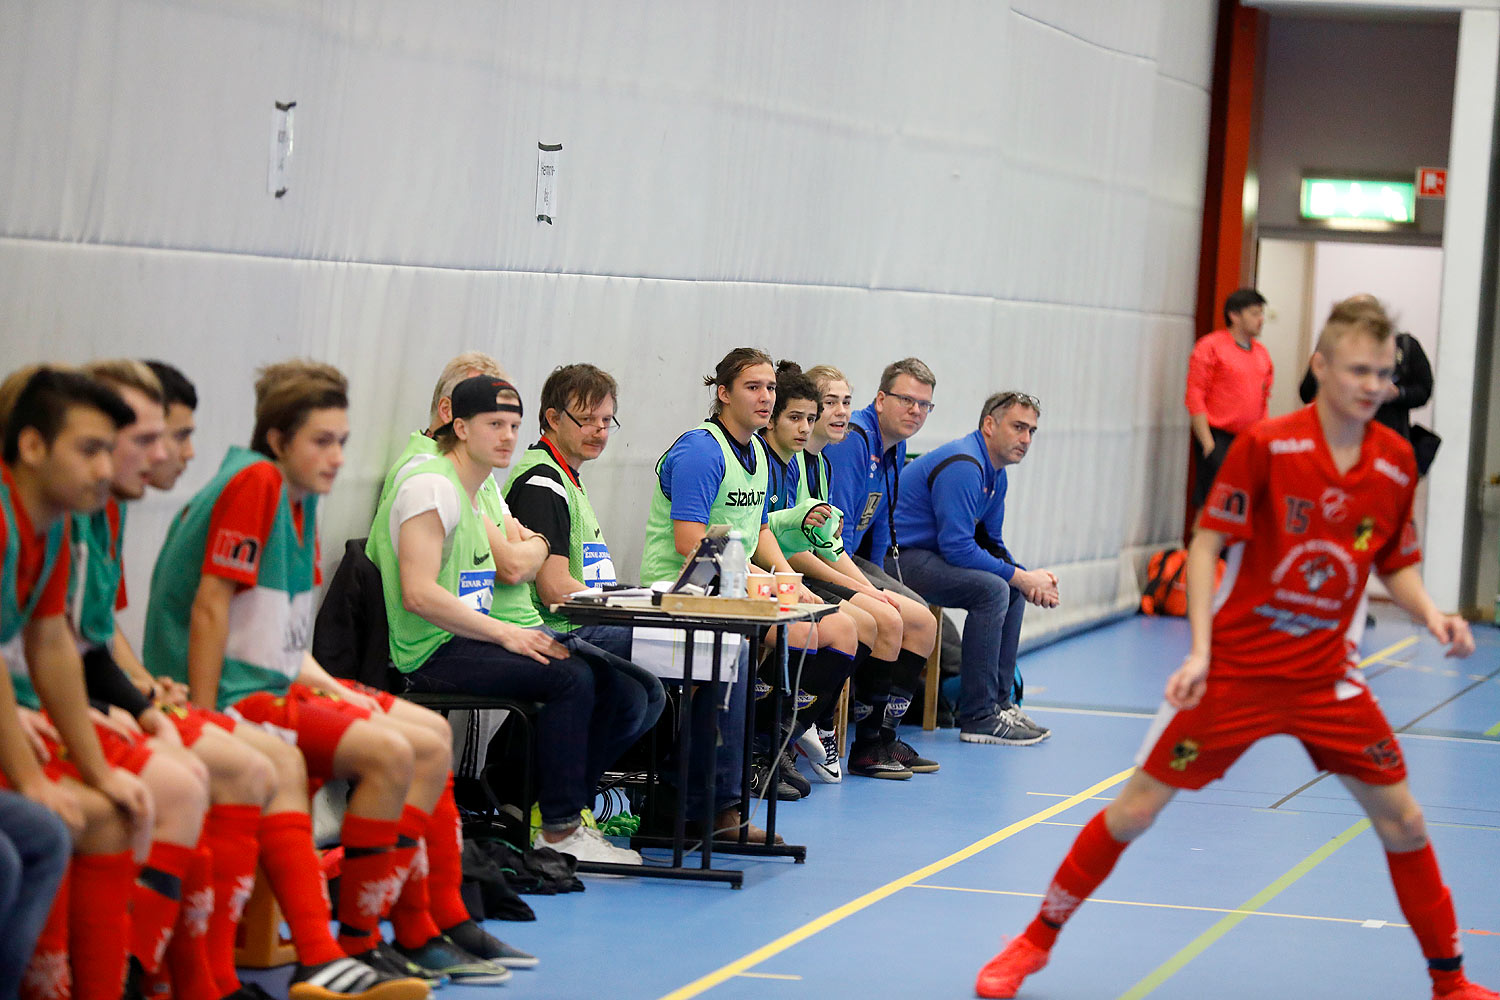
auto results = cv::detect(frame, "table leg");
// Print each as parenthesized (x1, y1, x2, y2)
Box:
(673, 627, 695, 869)
(701, 631, 723, 869)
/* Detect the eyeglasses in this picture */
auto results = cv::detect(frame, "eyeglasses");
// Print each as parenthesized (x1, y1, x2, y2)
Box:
(563, 410, 621, 432)
(987, 392, 1041, 416)
(882, 391, 936, 414)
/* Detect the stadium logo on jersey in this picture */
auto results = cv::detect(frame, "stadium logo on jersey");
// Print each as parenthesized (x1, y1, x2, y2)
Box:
(1352, 516, 1376, 552)
(1319, 487, 1349, 524)
(725, 489, 766, 508)
(1168, 739, 1199, 771)
(210, 530, 260, 575)
(1207, 483, 1248, 525)
(1269, 437, 1315, 455)
(1374, 457, 1411, 487)
(1361, 737, 1403, 771)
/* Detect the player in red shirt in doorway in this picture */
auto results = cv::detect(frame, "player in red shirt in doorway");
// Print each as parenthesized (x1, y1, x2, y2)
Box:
(1185, 287, 1272, 512)
(976, 296, 1493, 1000)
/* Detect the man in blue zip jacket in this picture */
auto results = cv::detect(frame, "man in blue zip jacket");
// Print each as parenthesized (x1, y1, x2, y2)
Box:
(892, 391, 1059, 746)
(822, 357, 942, 742)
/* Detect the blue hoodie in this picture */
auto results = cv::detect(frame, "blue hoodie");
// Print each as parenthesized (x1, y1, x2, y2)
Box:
(892, 429, 1020, 581)
(822, 402, 907, 561)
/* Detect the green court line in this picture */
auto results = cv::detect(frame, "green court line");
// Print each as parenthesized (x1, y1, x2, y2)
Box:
(1115, 819, 1370, 1000)
(1484, 720, 1500, 737)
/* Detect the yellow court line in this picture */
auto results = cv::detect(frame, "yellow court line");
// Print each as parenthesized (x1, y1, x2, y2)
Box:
(654, 766, 1136, 1000)
(910, 884, 1406, 927)
(1483, 720, 1500, 737)
(1115, 819, 1371, 1000)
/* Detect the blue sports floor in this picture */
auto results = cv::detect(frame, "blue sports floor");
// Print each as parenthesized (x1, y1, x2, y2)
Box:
(272, 611, 1500, 999)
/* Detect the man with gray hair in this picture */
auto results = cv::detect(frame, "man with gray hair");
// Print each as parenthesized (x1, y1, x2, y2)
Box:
(892, 391, 1059, 746)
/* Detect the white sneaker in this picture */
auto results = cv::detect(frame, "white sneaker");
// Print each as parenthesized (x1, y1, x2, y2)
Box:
(797, 726, 842, 783)
(537, 823, 643, 865)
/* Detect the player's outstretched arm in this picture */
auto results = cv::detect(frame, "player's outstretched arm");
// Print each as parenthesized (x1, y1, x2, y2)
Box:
(1380, 564, 1475, 658)
(1165, 526, 1225, 708)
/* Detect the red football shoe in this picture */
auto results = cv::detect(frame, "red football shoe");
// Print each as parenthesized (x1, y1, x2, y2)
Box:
(1435, 980, 1500, 1000)
(975, 936, 1049, 999)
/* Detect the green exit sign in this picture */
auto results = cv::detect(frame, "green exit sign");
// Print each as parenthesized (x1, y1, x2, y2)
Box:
(1300, 177, 1416, 225)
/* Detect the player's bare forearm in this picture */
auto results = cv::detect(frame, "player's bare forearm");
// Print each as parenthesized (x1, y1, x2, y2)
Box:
(1185, 527, 1224, 657)
(1379, 565, 1440, 623)
(1190, 413, 1215, 453)
(111, 629, 155, 693)
(25, 616, 112, 785)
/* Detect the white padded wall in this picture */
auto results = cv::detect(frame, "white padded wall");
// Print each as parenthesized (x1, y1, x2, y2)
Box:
(0, 0, 1216, 646)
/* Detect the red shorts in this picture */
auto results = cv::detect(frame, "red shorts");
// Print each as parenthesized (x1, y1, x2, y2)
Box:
(1138, 671, 1406, 789)
(227, 682, 376, 779)
(335, 678, 398, 713)
(0, 720, 155, 789)
(158, 703, 237, 748)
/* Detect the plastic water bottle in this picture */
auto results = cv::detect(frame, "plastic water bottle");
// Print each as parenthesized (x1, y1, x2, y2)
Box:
(719, 530, 748, 597)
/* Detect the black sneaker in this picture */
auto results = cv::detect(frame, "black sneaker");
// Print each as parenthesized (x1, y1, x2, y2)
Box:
(778, 745, 812, 797)
(442, 918, 538, 969)
(847, 739, 913, 779)
(751, 751, 802, 800)
(287, 956, 430, 1000)
(960, 706, 1047, 746)
(886, 736, 940, 773)
(393, 936, 511, 986)
(359, 941, 447, 989)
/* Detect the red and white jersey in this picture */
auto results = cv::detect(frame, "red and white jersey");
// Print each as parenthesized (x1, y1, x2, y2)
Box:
(1198, 404, 1421, 682)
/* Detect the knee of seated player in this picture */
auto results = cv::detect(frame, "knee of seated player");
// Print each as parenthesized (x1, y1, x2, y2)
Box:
(897, 599, 937, 652)
(390, 698, 453, 745)
(400, 721, 452, 778)
(817, 612, 858, 654)
(868, 599, 903, 642)
(336, 724, 416, 791)
(238, 726, 309, 797)
(195, 729, 277, 806)
(71, 781, 134, 855)
(141, 753, 211, 839)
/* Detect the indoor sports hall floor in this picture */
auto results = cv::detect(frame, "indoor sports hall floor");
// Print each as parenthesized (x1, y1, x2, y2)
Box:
(263, 609, 1500, 999)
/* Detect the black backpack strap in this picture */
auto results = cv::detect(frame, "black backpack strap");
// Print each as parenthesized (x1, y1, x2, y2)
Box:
(926, 453, 982, 492)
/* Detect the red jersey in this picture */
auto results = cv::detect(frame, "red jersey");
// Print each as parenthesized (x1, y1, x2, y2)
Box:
(0, 462, 72, 633)
(203, 463, 321, 589)
(1198, 405, 1420, 681)
(1184, 329, 1273, 434)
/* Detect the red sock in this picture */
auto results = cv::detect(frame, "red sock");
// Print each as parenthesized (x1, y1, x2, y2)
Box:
(1387, 845, 1466, 991)
(22, 867, 70, 1000)
(203, 804, 259, 994)
(165, 836, 220, 1000)
(70, 851, 137, 1000)
(388, 805, 441, 948)
(258, 811, 343, 966)
(425, 777, 471, 931)
(335, 814, 399, 955)
(131, 841, 193, 975)
(1024, 810, 1129, 951)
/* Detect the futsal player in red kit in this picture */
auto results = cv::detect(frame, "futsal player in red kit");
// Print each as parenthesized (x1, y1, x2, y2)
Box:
(975, 296, 1494, 1000)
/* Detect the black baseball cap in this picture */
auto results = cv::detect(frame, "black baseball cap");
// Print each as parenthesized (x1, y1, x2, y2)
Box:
(436, 375, 523, 436)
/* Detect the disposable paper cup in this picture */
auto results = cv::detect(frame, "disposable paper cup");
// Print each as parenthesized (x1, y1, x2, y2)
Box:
(774, 571, 802, 610)
(748, 572, 776, 601)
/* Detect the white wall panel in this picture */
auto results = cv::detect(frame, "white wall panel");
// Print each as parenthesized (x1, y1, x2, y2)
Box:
(0, 0, 1216, 648)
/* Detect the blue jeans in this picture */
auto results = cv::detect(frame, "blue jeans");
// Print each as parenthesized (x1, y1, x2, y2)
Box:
(579, 625, 750, 814)
(0, 790, 71, 998)
(411, 629, 659, 829)
(891, 548, 1025, 725)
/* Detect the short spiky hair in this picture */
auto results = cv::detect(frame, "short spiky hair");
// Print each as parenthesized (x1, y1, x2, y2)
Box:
(1313, 295, 1394, 358)
(878, 357, 935, 394)
(2, 366, 135, 464)
(144, 360, 197, 410)
(539, 364, 617, 435)
(250, 360, 348, 458)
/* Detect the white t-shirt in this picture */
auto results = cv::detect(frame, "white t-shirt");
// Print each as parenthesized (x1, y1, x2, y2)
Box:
(389, 472, 511, 556)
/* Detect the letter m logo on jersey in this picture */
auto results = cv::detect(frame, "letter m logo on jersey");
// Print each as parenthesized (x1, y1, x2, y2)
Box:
(210, 530, 261, 575)
(1207, 483, 1248, 525)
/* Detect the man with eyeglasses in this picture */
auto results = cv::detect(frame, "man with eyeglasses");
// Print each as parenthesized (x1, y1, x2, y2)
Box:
(892, 391, 1060, 747)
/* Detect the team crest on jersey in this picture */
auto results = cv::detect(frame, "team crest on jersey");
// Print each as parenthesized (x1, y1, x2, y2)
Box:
(1352, 516, 1376, 552)
(1271, 540, 1358, 601)
(1319, 488, 1349, 524)
(1169, 739, 1199, 771)
(1361, 737, 1403, 771)
(1206, 483, 1248, 525)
